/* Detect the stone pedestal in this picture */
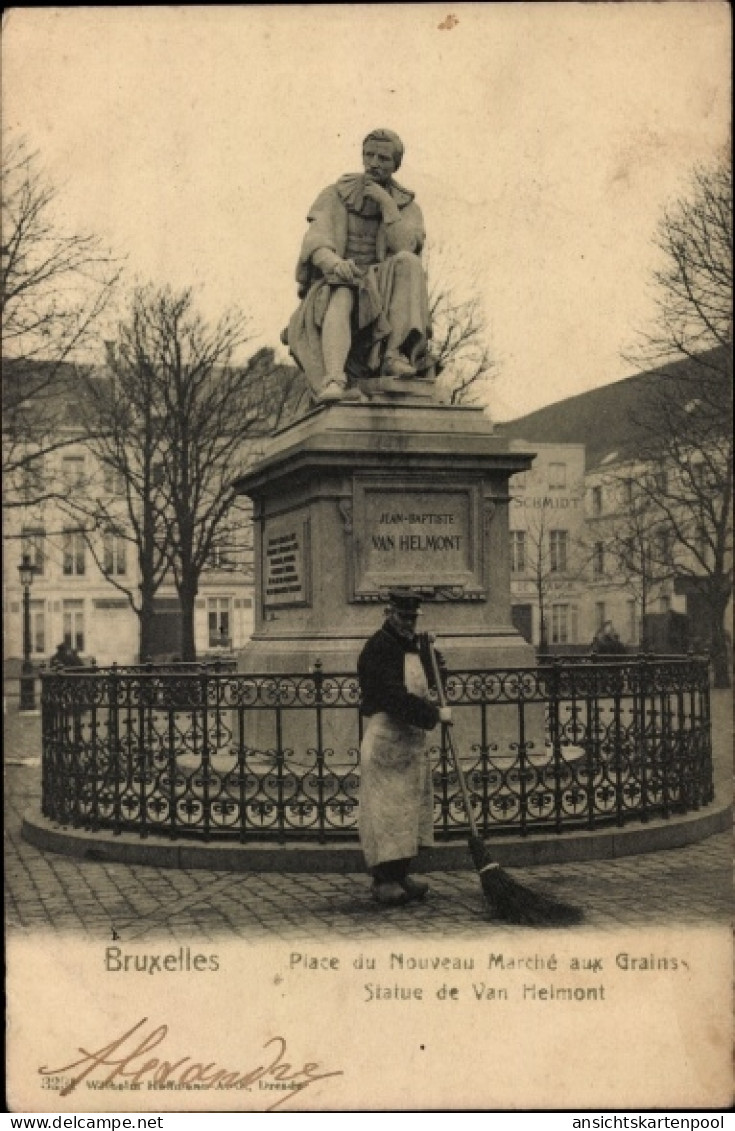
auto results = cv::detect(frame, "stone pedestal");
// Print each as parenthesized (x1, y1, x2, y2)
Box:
(234, 391, 537, 667)
(232, 390, 538, 758)
(234, 392, 535, 669)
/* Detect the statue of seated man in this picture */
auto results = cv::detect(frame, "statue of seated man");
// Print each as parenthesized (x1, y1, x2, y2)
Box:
(283, 128, 433, 405)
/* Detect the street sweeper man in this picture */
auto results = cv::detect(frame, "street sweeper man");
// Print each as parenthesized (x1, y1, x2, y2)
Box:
(357, 587, 452, 906)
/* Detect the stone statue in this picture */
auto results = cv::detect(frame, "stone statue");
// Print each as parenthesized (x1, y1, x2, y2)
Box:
(283, 129, 434, 405)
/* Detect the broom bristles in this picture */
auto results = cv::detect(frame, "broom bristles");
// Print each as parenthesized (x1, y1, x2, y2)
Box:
(467, 834, 583, 926)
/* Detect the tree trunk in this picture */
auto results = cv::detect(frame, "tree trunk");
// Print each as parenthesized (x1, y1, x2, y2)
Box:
(537, 582, 548, 655)
(177, 578, 198, 662)
(138, 589, 157, 663)
(709, 594, 731, 689)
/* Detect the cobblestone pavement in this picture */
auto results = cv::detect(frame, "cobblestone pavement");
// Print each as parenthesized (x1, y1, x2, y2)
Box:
(4, 690, 732, 943)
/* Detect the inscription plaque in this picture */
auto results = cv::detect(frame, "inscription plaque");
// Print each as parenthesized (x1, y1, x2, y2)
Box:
(263, 516, 309, 607)
(353, 479, 486, 600)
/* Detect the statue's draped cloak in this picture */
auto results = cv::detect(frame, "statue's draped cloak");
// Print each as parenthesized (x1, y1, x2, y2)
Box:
(285, 173, 431, 388)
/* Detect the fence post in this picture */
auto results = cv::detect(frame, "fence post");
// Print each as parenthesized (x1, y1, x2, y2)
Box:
(313, 659, 326, 843)
(200, 663, 211, 840)
(699, 651, 714, 806)
(638, 652, 653, 823)
(40, 671, 57, 822)
(109, 663, 122, 835)
(548, 657, 564, 834)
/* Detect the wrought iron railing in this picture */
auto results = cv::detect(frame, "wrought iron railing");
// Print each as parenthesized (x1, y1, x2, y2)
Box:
(39, 654, 713, 843)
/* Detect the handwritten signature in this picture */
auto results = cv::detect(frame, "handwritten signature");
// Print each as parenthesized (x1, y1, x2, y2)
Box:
(39, 1017, 344, 1112)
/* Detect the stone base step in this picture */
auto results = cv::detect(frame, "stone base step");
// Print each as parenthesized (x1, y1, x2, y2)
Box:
(22, 801, 730, 873)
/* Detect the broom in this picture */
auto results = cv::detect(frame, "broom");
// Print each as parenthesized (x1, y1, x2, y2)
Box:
(425, 636, 583, 927)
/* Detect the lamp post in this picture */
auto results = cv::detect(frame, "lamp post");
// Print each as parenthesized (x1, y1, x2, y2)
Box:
(18, 552, 36, 711)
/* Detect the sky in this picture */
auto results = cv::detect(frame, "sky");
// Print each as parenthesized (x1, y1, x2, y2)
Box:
(2, 4, 730, 420)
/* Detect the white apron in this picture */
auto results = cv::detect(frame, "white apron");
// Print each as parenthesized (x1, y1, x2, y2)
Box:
(358, 653, 435, 868)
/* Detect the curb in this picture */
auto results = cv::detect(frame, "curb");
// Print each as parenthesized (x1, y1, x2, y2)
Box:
(22, 801, 732, 873)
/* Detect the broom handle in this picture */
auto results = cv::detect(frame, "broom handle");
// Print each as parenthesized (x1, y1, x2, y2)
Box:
(426, 636, 481, 841)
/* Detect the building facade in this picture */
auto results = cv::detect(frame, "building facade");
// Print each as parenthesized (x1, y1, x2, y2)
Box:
(3, 445, 256, 667)
(501, 347, 732, 656)
(3, 367, 257, 669)
(507, 442, 589, 650)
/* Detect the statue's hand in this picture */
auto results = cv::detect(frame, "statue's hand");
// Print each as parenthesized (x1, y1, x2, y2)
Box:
(362, 180, 399, 216)
(330, 258, 363, 284)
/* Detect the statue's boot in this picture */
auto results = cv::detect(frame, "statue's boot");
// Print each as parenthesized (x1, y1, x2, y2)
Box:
(314, 378, 347, 404)
(314, 377, 368, 405)
(382, 352, 417, 379)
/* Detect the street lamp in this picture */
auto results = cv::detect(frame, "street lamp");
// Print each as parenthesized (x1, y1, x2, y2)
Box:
(18, 552, 36, 711)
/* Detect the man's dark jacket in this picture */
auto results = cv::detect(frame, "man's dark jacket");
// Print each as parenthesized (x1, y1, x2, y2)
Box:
(357, 622, 439, 730)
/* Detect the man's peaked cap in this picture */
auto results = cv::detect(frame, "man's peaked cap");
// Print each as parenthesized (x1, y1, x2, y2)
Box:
(387, 587, 423, 615)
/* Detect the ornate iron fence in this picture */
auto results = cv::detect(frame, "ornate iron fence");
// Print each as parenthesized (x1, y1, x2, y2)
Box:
(39, 654, 713, 843)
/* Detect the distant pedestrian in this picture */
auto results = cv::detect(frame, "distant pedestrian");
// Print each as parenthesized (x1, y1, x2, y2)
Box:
(591, 620, 625, 658)
(49, 642, 83, 670)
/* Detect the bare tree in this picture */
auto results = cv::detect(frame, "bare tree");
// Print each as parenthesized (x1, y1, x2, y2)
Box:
(424, 245, 496, 406)
(518, 507, 589, 654)
(525, 508, 553, 653)
(625, 159, 732, 685)
(640, 160, 731, 365)
(1, 133, 120, 505)
(589, 475, 677, 647)
(67, 341, 173, 662)
(96, 286, 302, 661)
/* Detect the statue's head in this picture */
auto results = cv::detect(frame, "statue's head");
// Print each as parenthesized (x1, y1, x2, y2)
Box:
(362, 128, 404, 171)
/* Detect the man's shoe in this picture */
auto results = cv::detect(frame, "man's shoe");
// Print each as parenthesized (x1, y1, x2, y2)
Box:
(399, 876, 430, 901)
(371, 881, 411, 907)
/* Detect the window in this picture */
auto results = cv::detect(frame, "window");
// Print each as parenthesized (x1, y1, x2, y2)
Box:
(63, 600, 85, 652)
(21, 454, 45, 495)
(658, 594, 671, 614)
(655, 529, 671, 564)
(696, 524, 710, 564)
(63, 530, 86, 576)
(654, 468, 668, 495)
(591, 486, 603, 517)
(510, 531, 526, 574)
(691, 462, 706, 489)
(103, 465, 126, 495)
(622, 478, 635, 507)
(103, 531, 127, 576)
(593, 541, 605, 579)
(21, 526, 45, 576)
(549, 529, 568, 573)
(551, 603, 578, 645)
(626, 599, 637, 645)
(208, 597, 231, 648)
(548, 462, 567, 489)
(595, 602, 606, 633)
(30, 599, 45, 654)
(207, 541, 236, 571)
(513, 471, 528, 492)
(61, 455, 85, 486)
